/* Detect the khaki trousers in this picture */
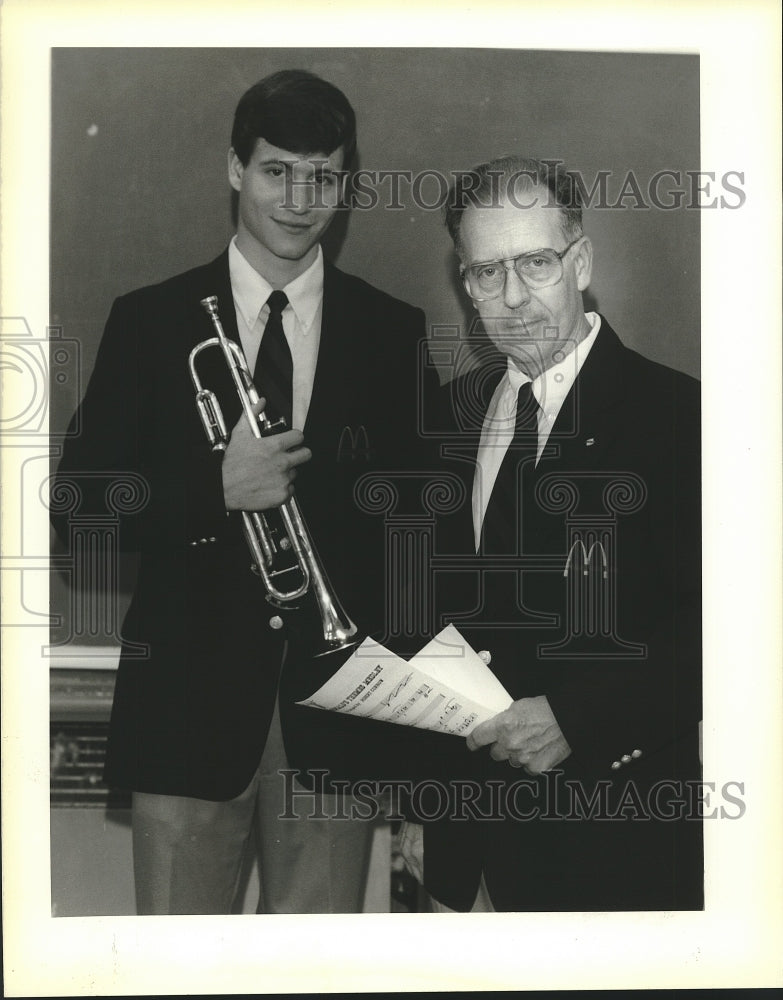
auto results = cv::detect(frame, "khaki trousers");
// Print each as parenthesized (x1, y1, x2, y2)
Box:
(132, 694, 374, 915)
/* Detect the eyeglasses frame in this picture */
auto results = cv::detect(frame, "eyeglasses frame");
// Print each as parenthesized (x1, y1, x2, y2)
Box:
(460, 235, 584, 301)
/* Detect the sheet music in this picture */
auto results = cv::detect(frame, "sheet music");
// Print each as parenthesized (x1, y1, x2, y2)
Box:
(297, 624, 512, 737)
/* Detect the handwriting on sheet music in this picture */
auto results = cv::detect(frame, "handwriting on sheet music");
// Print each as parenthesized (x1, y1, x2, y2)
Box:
(380, 673, 414, 709)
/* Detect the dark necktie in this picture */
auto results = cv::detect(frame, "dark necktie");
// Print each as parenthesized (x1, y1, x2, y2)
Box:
(480, 382, 540, 554)
(253, 290, 293, 428)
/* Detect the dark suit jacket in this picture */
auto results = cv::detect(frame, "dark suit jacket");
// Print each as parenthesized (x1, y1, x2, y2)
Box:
(52, 249, 436, 800)
(422, 318, 703, 911)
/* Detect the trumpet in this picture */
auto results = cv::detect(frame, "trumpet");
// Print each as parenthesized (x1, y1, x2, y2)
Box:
(189, 295, 358, 657)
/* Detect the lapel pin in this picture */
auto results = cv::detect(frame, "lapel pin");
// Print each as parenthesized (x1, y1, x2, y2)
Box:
(585, 437, 595, 446)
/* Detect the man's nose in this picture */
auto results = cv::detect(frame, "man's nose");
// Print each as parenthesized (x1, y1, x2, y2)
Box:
(287, 177, 316, 213)
(289, 190, 312, 213)
(503, 266, 532, 308)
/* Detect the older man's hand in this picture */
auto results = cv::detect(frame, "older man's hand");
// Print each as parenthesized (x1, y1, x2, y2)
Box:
(466, 695, 571, 774)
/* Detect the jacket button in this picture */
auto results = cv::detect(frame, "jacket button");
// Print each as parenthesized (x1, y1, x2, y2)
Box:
(621, 754, 632, 764)
(631, 749, 642, 758)
(478, 650, 492, 665)
(269, 616, 284, 630)
(611, 760, 622, 770)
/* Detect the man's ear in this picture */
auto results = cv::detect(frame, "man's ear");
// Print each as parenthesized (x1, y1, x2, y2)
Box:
(227, 148, 244, 193)
(574, 236, 593, 292)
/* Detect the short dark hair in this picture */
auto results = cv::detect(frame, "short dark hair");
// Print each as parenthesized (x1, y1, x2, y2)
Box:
(231, 69, 357, 167)
(444, 155, 583, 258)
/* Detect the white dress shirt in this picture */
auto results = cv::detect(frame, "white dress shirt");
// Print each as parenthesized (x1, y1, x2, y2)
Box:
(228, 236, 323, 431)
(472, 312, 602, 550)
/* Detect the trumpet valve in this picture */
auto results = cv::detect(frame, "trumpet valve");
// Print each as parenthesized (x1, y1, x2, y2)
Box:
(259, 415, 288, 436)
(195, 389, 228, 451)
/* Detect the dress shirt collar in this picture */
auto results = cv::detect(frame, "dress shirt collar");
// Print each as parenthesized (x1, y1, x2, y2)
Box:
(506, 311, 602, 420)
(228, 236, 324, 333)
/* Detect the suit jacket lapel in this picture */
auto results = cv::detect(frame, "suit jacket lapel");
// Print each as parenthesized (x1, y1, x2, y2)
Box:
(540, 317, 630, 474)
(453, 320, 632, 552)
(183, 249, 239, 345)
(445, 358, 505, 465)
(185, 249, 244, 431)
(448, 322, 630, 482)
(194, 254, 352, 455)
(441, 361, 505, 550)
(304, 261, 353, 447)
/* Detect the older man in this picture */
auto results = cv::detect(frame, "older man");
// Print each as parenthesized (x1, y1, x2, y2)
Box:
(399, 156, 703, 912)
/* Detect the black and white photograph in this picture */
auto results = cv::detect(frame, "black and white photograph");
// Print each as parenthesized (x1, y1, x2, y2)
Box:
(1, 2, 781, 995)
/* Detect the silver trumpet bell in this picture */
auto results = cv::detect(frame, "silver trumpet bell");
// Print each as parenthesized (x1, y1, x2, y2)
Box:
(188, 295, 359, 657)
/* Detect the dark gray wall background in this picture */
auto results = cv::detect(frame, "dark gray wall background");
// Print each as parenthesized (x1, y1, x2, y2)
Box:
(51, 48, 699, 398)
(50, 47, 699, 644)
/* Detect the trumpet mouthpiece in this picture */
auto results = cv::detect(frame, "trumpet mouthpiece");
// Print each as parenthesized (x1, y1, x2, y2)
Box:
(200, 296, 219, 314)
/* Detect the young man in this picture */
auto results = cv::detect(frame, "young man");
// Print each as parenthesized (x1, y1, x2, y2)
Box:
(399, 155, 703, 912)
(52, 70, 433, 914)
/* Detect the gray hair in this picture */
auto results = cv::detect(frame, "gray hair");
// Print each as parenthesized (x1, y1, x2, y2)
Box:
(444, 155, 584, 258)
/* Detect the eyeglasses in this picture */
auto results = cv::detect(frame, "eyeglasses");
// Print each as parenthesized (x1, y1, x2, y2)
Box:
(461, 237, 583, 301)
